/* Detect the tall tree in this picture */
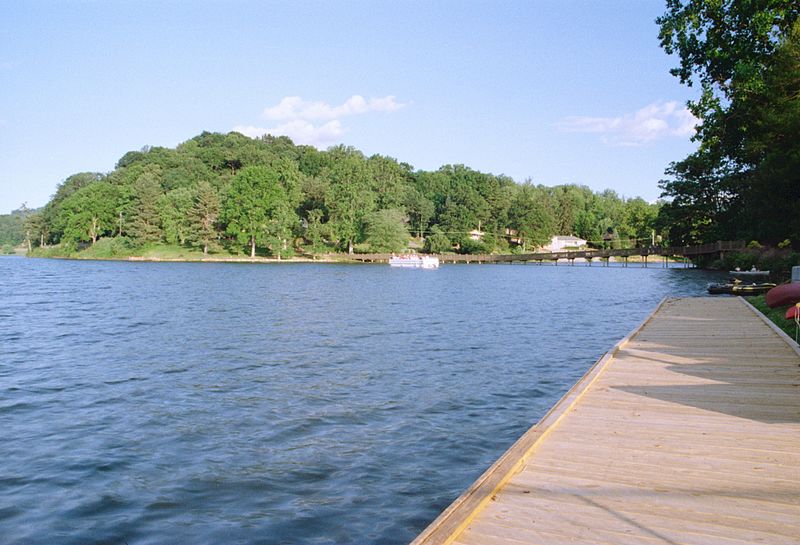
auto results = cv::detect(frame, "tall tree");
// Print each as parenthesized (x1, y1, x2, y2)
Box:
(222, 165, 297, 258)
(508, 184, 555, 251)
(323, 146, 375, 254)
(158, 187, 194, 245)
(128, 168, 164, 244)
(657, 1, 800, 244)
(404, 187, 435, 238)
(365, 209, 409, 252)
(367, 154, 412, 210)
(189, 181, 220, 255)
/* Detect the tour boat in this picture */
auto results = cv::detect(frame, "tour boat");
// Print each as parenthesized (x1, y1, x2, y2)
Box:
(389, 254, 440, 269)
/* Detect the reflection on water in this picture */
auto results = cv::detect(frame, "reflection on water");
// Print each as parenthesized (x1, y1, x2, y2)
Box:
(0, 257, 722, 544)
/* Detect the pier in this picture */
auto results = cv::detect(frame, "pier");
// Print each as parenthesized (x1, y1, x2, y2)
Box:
(346, 240, 744, 266)
(412, 297, 800, 545)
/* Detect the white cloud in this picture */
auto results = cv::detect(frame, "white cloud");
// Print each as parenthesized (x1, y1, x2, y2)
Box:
(235, 94, 408, 147)
(232, 120, 345, 147)
(556, 101, 698, 146)
(262, 95, 407, 121)
(671, 107, 698, 137)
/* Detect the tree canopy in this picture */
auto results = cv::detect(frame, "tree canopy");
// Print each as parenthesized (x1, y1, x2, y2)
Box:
(657, 1, 800, 246)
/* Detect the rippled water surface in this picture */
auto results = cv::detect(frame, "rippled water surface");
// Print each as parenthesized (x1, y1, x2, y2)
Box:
(0, 257, 722, 544)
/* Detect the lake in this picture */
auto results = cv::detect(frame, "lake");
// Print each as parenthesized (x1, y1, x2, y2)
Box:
(0, 257, 723, 544)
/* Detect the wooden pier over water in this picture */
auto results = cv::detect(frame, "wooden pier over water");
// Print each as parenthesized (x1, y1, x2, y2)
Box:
(412, 297, 800, 545)
(347, 240, 745, 266)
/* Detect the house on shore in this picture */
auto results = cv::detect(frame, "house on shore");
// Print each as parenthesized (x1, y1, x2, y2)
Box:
(504, 228, 522, 245)
(547, 235, 587, 251)
(468, 229, 485, 241)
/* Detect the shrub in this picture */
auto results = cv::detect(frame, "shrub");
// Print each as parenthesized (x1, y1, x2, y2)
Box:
(424, 227, 452, 254)
(80, 237, 133, 258)
(459, 238, 489, 255)
(29, 243, 77, 258)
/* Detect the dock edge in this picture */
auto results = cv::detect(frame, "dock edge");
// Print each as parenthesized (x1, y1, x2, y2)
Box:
(738, 296, 800, 357)
(410, 296, 672, 545)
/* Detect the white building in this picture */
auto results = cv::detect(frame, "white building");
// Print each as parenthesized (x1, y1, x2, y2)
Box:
(468, 229, 485, 241)
(548, 235, 587, 251)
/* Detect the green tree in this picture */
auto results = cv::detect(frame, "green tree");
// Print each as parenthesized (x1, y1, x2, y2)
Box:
(657, 1, 798, 144)
(158, 187, 194, 245)
(323, 146, 375, 253)
(508, 184, 555, 251)
(0, 208, 26, 247)
(622, 197, 659, 246)
(128, 168, 164, 244)
(44, 172, 105, 243)
(23, 211, 48, 249)
(734, 22, 800, 243)
(365, 209, 409, 252)
(59, 182, 119, 244)
(404, 187, 435, 238)
(657, 1, 800, 244)
(423, 225, 452, 254)
(435, 166, 492, 243)
(222, 165, 297, 257)
(304, 208, 329, 252)
(367, 154, 413, 210)
(189, 181, 220, 255)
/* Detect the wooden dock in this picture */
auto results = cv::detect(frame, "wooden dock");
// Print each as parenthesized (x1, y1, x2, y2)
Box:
(343, 241, 745, 265)
(412, 297, 800, 545)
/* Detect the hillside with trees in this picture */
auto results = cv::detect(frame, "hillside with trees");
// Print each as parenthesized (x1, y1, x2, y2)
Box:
(24, 132, 661, 259)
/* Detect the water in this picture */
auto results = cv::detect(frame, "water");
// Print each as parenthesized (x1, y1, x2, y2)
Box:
(0, 257, 722, 544)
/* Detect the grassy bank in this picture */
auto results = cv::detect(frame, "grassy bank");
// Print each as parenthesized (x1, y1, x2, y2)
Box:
(745, 295, 798, 339)
(27, 241, 343, 263)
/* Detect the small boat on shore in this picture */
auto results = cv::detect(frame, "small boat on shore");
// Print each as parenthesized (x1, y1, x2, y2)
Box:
(389, 254, 440, 269)
(707, 282, 775, 295)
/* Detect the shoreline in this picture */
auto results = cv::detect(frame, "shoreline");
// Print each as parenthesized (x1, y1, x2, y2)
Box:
(21, 253, 688, 265)
(24, 254, 342, 264)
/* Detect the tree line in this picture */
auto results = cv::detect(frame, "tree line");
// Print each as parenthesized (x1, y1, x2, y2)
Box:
(0, 207, 26, 253)
(19, 131, 661, 258)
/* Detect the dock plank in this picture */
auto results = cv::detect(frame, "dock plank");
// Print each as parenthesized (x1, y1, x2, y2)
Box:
(412, 297, 800, 545)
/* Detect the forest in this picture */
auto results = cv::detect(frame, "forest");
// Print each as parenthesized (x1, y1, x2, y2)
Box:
(10, 132, 661, 259)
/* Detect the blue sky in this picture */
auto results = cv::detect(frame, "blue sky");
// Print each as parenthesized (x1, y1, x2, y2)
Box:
(0, 0, 699, 214)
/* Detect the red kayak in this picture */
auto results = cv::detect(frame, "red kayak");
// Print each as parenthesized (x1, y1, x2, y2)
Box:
(786, 305, 800, 320)
(766, 283, 800, 308)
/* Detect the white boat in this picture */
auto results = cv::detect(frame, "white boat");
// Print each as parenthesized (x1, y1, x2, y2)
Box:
(389, 255, 439, 269)
(729, 268, 769, 280)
